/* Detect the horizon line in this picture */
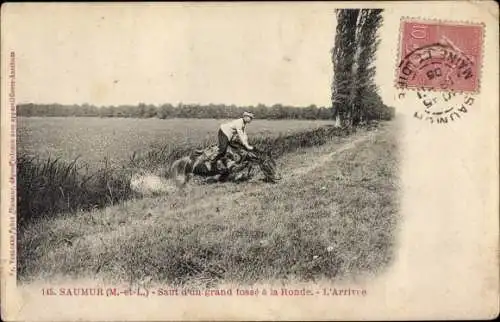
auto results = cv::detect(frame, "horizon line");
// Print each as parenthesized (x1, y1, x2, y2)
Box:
(17, 102, 332, 109)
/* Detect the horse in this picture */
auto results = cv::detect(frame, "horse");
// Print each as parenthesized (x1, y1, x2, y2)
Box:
(170, 142, 280, 187)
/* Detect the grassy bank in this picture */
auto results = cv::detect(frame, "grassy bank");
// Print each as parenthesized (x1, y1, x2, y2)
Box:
(17, 124, 355, 227)
(18, 121, 398, 285)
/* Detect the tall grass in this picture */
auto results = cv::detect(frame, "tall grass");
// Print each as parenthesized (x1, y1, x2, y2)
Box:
(17, 156, 133, 227)
(18, 124, 358, 227)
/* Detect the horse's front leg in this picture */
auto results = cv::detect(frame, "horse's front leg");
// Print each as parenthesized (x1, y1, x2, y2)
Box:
(247, 164, 253, 178)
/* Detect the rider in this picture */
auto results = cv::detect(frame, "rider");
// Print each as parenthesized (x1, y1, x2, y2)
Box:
(212, 111, 254, 171)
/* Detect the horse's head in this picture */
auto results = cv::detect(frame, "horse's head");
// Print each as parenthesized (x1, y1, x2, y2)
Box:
(228, 143, 280, 182)
(248, 148, 281, 182)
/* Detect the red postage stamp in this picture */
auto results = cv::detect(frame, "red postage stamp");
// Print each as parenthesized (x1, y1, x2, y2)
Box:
(396, 18, 484, 93)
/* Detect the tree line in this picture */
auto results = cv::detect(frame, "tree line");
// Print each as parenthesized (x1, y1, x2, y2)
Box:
(332, 9, 388, 126)
(17, 103, 341, 120)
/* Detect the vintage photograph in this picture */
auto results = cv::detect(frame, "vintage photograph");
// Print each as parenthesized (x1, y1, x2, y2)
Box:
(15, 6, 398, 287)
(1, 2, 498, 321)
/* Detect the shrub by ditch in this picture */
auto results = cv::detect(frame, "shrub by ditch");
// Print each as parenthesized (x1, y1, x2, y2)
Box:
(17, 156, 133, 227)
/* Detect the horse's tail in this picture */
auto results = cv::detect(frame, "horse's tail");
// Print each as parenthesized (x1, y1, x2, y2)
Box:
(170, 155, 194, 187)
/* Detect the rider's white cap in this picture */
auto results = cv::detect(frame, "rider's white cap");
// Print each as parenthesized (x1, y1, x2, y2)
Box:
(243, 111, 255, 119)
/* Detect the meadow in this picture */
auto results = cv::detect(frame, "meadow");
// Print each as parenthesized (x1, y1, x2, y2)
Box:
(18, 117, 334, 168)
(17, 117, 343, 226)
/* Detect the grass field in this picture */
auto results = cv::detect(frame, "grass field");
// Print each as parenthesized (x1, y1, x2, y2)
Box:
(18, 117, 334, 168)
(18, 120, 399, 286)
(17, 117, 341, 225)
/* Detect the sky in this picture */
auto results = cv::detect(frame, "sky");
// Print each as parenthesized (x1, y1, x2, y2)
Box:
(4, 4, 336, 107)
(3, 2, 490, 108)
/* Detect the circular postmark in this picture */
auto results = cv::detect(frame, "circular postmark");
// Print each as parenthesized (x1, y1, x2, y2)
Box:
(397, 43, 476, 124)
(397, 43, 476, 91)
(398, 89, 475, 125)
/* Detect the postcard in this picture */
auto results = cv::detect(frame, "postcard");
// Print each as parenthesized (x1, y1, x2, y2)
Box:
(1, 1, 498, 321)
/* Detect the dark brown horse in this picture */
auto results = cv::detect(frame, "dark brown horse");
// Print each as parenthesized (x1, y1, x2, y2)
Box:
(170, 142, 280, 187)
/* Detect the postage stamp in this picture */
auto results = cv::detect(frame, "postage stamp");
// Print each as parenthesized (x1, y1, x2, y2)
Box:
(396, 18, 484, 93)
(396, 18, 485, 125)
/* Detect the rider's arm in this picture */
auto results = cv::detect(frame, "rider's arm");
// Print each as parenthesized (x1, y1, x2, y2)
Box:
(236, 125, 252, 149)
(236, 129, 251, 149)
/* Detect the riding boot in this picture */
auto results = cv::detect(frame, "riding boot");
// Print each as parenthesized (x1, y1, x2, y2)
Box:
(216, 159, 229, 174)
(210, 159, 218, 173)
(220, 159, 229, 174)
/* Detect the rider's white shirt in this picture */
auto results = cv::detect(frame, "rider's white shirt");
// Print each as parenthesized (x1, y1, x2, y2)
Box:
(220, 118, 250, 148)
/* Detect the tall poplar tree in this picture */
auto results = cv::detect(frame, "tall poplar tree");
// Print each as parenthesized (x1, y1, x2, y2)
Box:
(331, 9, 359, 127)
(352, 9, 384, 125)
